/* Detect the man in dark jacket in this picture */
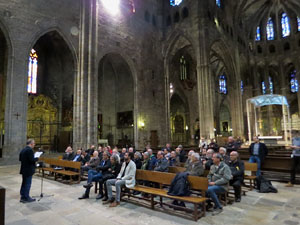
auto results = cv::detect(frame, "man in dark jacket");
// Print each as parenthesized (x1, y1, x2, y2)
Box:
(154, 151, 169, 172)
(80, 150, 90, 165)
(249, 136, 268, 176)
(228, 151, 244, 202)
(62, 146, 75, 161)
(225, 136, 239, 155)
(176, 145, 186, 163)
(79, 151, 111, 199)
(147, 149, 157, 170)
(19, 139, 39, 203)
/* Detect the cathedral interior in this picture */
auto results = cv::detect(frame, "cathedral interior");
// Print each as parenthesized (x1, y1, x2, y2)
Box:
(1, 0, 300, 162)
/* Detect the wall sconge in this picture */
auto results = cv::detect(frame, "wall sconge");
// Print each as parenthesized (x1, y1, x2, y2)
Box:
(139, 121, 145, 129)
(185, 125, 189, 131)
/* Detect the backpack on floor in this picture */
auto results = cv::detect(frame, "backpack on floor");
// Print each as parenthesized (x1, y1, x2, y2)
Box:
(256, 175, 278, 193)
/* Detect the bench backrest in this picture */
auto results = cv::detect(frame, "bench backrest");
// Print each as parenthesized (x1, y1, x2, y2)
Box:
(168, 166, 186, 173)
(244, 162, 257, 172)
(40, 157, 81, 170)
(136, 170, 208, 192)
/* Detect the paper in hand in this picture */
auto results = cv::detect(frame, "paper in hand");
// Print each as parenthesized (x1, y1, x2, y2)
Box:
(34, 151, 43, 158)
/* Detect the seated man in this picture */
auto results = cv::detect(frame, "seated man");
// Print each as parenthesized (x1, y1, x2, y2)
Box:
(62, 146, 74, 161)
(219, 147, 230, 164)
(176, 145, 186, 163)
(186, 153, 204, 176)
(207, 153, 232, 215)
(154, 151, 169, 172)
(225, 136, 239, 155)
(228, 151, 244, 202)
(147, 149, 157, 170)
(104, 152, 136, 207)
(80, 150, 90, 165)
(203, 149, 214, 170)
(133, 152, 142, 169)
(168, 151, 181, 167)
(184, 150, 195, 171)
(78, 151, 111, 199)
(73, 149, 82, 162)
(81, 151, 100, 174)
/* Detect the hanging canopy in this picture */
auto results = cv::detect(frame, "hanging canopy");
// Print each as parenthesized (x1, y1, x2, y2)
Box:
(248, 94, 289, 107)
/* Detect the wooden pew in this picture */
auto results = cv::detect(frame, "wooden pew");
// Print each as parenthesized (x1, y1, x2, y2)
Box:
(244, 162, 257, 190)
(126, 170, 208, 221)
(39, 157, 81, 184)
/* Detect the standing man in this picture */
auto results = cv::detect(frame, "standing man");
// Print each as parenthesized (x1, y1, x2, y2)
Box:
(249, 136, 268, 176)
(286, 130, 300, 187)
(19, 139, 39, 203)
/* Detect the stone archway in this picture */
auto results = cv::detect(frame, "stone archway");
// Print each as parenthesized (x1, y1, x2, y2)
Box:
(26, 31, 75, 152)
(98, 53, 134, 147)
(0, 27, 9, 157)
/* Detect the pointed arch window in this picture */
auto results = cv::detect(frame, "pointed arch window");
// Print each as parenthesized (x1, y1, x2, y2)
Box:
(297, 17, 300, 32)
(266, 17, 275, 40)
(281, 13, 290, 37)
(262, 81, 266, 94)
(28, 49, 38, 94)
(219, 74, 227, 94)
(290, 70, 299, 93)
(269, 76, 273, 94)
(241, 80, 244, 94)
(180, 56, 188, 80)
(256, 26, 261, 41)
(216, 0, 221, 8)
(170, 0, 182, 6)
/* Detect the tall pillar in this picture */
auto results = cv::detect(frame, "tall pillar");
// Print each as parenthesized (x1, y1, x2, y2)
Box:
(74, 0, 98, 150)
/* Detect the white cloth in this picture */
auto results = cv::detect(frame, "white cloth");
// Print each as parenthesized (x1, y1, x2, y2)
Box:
(117, 160, 136, 188)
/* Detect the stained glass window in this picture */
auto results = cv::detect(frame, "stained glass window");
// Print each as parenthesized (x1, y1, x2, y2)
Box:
(281, 13, 290, 37)
(297, 17, 300, 32)
(269, 76, 273, 94)
(262, 81, 266, 94)
(241, 80, 244, 94)
(180, 56, 187, 80)
(170, 0, 182, 6)
(28, 49, 38, 94)
(256, 26, 261, 41)
(290, 70, 299, 93)
(219, 74, 227, 94)
(216, 0, 221, 8)
(267, 17, 275, 40)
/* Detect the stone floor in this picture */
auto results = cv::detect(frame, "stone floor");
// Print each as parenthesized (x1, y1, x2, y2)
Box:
(1, 165, 300, 225)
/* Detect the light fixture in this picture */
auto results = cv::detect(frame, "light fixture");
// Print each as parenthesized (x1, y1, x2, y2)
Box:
(101, 0, 120, 15)
(185, 125, 189, 131)
(139, 121, 145, 129)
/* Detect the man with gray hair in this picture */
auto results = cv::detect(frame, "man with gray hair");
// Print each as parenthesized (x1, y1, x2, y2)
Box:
(154, 151, 169, 172)
(203, 149, 214, 170)
(147, 149, 156, 170)
(185, 153, 204, 176)
(184, 150, 195, 171)
(207, 153, 232, 215)
(219, 147, 230, 164)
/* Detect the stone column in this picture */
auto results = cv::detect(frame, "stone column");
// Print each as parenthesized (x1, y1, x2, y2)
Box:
(74, 0, 98, 150)
(279, 61, 287, 96)
(251, 62, 261, 96)
(2, 43, 28, 163)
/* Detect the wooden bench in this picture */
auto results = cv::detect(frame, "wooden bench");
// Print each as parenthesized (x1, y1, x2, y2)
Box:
(39, 157, 81, 183)
(244, 162, 257, 190)
(125, 170, 208, 221)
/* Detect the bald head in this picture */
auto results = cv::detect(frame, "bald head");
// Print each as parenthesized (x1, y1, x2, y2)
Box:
(230, 151, 239, 162)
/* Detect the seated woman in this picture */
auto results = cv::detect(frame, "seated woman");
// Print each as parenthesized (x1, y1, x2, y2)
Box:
(97, 154, 121, 201)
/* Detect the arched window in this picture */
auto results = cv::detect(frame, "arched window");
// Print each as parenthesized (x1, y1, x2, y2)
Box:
(290, 70, 299, 93)
(269, 76, 273, 94)
(281, 13, 290, 37)
(216, 0, 221, 8)
(170, 0, 182, 6)
(241, 80, 244, 94)
(297, 17, 300, 32)
(28, 49, 38, 94)
(266, 17, 275, 40)
(219, 74, 227, 94)
(256, 26, 261, 41)
(262, 81, 266, 94)
(180, 56, 188, 80)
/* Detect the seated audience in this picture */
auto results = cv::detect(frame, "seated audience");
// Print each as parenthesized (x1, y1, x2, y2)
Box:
(141, 152, 152, 170)
(99, 154, 121, 201)
(219, 147, 230, 164)
(133, 152, 142, 169)
(203, 149, 214, 170)
(104, 152, 136, 207)
(62, 146, 74, 161)
(147, 149, 157, 170)
(225, 136, 239, 155)
(87, 145, 96, 156)
(73, 149, 82, 162)
(199, 137, 208, 150)
(80, 150, 90, 165)
(107, 146, 113, 155)
(163, 148, 171, 160)
(184, 150, 195, 170)
(81, 151, 100, 173)
(128, 147, 135, 154)
(207, 153, 232, 215)
(97, 146, 103, 160)
(186, 153, 204, 176)
(154, 151, 169, 172)
(119, 148, 127, 162)
(176, 145, 186, 163)
(78, 151, 111, 199)
(208, 139, 219, 152)
(168, 151, 180, 167)
(228, 151, 244, 202)
(165, 143, 173, 152)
